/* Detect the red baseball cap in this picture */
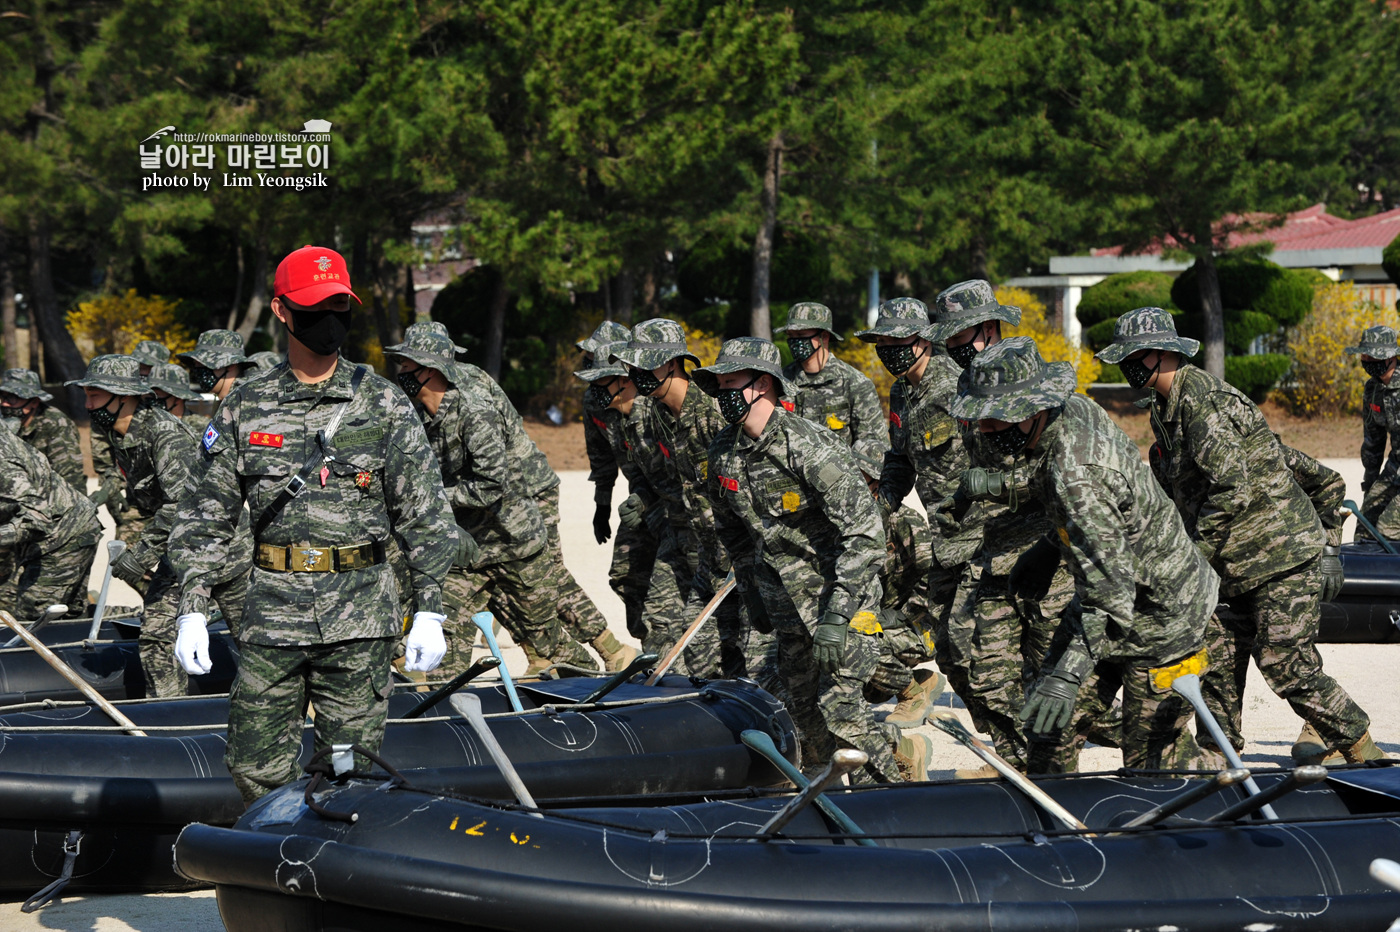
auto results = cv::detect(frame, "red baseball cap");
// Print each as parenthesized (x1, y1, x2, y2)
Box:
(274, 245, 362, 306)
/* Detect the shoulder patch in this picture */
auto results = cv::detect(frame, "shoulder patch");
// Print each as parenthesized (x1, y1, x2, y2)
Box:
(202, 423, 220, 452)
(812, 461, 844, 494)
(337, 426, 386, 447)
(719, 475, 739, 492)
(889, 411, 902, 428)
(781, 399, 796, 413)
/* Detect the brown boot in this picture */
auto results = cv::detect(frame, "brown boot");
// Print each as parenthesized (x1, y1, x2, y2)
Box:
(954, 763, 999, 780)
(1342, 730, 1387, 764)
(885, 669, 945, 728)
(521, 642, 551, 677)
(1292, 722, 1344, 766)
(592, 631, 640, 673)
(894, 733, 933, 782)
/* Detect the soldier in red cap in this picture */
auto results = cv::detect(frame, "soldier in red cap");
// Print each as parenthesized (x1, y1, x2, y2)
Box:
(166, 245, 459, 804)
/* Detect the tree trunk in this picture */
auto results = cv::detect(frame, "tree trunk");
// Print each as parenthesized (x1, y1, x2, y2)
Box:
(484, 275, 510, 380)
(236, 237, 269, 343)
(0, 225, 17, 369)
(749, 132, 784, 340)
(25, 216, 86, 382)
(1196, 251, 1226, 380)
(968, 232, 989, 281)
(641, 266, 657, 316)
(615, 268, 635, 323)
(225, 241, 245, 330)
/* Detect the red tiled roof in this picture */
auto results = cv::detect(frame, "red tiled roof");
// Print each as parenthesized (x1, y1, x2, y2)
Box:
(1092, 204, 1400, 257)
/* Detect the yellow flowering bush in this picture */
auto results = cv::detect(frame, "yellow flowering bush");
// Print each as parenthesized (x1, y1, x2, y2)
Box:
(997, 286, 1101, 393)
(65, 289, 197, 360)
(1277, 282, 1396, 418)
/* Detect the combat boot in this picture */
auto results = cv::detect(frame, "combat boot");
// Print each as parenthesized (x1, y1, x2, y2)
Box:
(1291, 722, 1343, 766)
(894, 733, 933, 782)
(884, 669, 945, 728)
(1341, 730, 1386, 764)
(521, 642, 551, 677)
(592, 630, 640, 673)
(955, 763, 999, 780)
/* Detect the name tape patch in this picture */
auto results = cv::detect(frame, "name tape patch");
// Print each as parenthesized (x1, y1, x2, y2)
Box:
(249, 432, 284, 447)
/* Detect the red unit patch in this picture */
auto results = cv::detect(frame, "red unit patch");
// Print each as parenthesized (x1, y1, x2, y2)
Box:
(780, 400, 795, 412)
(719, 476, 739, 492)
(1371, 403, 1383, 413)
(590, 416, 608, 430)
(659, 442, 671, 459)
(889, 412, 902, 428)
(249, 432, 284, 447)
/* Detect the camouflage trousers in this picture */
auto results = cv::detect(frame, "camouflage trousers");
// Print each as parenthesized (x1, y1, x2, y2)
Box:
(681, 583, 783, 699)
(225, 637, 395, 805)
(142, 564, 249, 698)
(866, 607, 937, 700)
(440, 550, 594, 675)
(112, 507, 146, 547)
(1200, 556, 1370, 751)
(0, 540, 98, 622)
(1360, 475, 1400, 541)
(609, 515, 657, 642)
(638, 523, 699, 669)
(536, 489, 610, 648)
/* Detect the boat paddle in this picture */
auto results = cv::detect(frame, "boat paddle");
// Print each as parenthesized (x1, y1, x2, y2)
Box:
(756, 748, 867, 841)
(581, 652, 659, 704)
(85, 539, 128, 646)
(472, 611, 523, 712)
(1344, 499, 1397, 554)
(740, 729, 877, 847)
(450, 692, 542, 817)
(402, 657, 501, 719)
(0, 610, 146, 736)
(645, 571, 736, 686)
(1170, 673, 1278, 820)
(1118, 768, 1252, 829)
(2, 603, 68, 650)
(928, 712, 1092, 834)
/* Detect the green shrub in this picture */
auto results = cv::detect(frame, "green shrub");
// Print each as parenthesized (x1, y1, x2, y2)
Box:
(1083, 318, 1119, 351)
(1384, 230, 1400, 287)
(1097, 362, 1126, 383)
(1223, 309, 1278, 354)
(1172, 256, 1283, 316)
(1255, 269, 1320, 328)
(1223, 353, 1291, 402)
(1076, 271, 1177, 326)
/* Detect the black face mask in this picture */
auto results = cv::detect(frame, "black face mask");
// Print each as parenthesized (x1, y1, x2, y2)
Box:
(627, 366, 663, 397)
(948, 341, 979, 371)
(787, 336, 818, 364)
(191, 366, 221, 392)
(586, 381, 619, 409)
(155, 394, 179, 414)
(289, 307, 350, 356)
(397, 367, 430, 398)
(876, 340, 924, 376)
(88, 395, 123, 433)
(986, 421, 1032, 458)
(1120, 353, 1160, 389)
(0, 403, 26, 419)
(716, 375, 761, 425)
(1363, 358, 1392, 381)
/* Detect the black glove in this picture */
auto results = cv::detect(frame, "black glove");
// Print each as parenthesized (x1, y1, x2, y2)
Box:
(1009, 536, 1060, 601)
(1362, 476, 1375, 494)
(812, 610, 849, 676)
(592, 499, 612, 544)
(1320, 545, 1344, 603)
(111, 550, 148, 593)
(958, 467, 1006, 501)
(1020, 672, 1080, 735)
(617, 493, 646, 531)
(455, 525, 480, 568)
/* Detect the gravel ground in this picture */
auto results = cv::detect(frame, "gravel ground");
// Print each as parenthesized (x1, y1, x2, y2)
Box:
(4, 460, 1393, 930)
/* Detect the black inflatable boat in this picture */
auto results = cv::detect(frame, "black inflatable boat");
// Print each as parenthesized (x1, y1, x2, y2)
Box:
(177, 762, 1400, 932)
(1326, 541, 1400, 642)
(0, 676, 796, 898)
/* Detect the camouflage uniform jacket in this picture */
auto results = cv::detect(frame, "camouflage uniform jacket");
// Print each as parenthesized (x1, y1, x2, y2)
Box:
(460, 364, 559, 498)
(113, 405, 203, 572)
(618, 397, 680, 539)
(782, 355, 886, 463)
(880, 502, 932, 618)
(17, 406, 85, 491)
(650, 380, 731, 589)
(1360, 376, 1400, 489)
(168, 362, 455, 646)
(708, 406, 884, 620)
(90, 426, 125, 503)
(583, 392, 652, 497)
(421, 383, 545, 566)
(879, 355, 983, 569)
(960, 428, 1055, 576)
(1147, 364, 1321, 597)
(1027, 394, 1217, 666)
(1281, 443, 1346, 549)
(0, 425, 101, 557)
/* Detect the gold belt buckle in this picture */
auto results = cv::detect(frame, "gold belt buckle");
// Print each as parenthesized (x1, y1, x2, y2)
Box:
(292, 547, 331, 572)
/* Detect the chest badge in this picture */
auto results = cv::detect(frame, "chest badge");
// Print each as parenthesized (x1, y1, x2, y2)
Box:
(355, 470, 372, 489)
(781, 399, 796, 413)
(782, 491, 801, 512)
(719, 476, 739, 492)
(826, 414, 846, 430)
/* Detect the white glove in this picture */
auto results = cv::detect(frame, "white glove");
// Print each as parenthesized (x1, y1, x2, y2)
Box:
(174, 613, 213, 675)
(404, 611, 447, 672)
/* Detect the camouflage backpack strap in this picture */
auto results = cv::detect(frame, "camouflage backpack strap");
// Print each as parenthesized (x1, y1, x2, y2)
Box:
(252, 365, 368, 540)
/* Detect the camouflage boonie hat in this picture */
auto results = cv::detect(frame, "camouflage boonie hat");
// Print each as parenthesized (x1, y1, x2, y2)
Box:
(383, 329, 468, 386)
(774, 302, 843, 341)
(856, 297, 934, 342)
(143, 362, 202, 401)
(574, 340, 630, 382)
(0, 368, 53, 403)
(950, 337, 1076, 423)
(694, 337, 798, 399)
(405, 321, 468, 356)
(1094, 306, 1201, 364)
(929, 280, 1022, 343)
(243, 351, 284, 374)
(129, 340, 171, 368)
(177, 329, 250, 370)
(1345, 325, 1400, 361)
(610, 318, 701, 371)
(65, 354, 151, 396)
(576, 320, 632, 355)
